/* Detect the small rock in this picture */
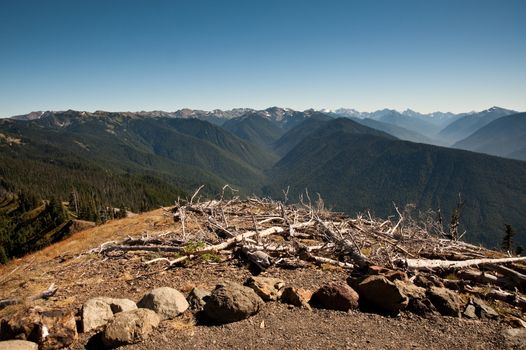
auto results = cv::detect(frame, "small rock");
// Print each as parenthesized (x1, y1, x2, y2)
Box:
(38, 309, 77, 350)
(310, 282, 359, 311)
(367, 266, 407, 282)
(463, 304, 477, 319)
(245, 276, 285, 301)
(244, 250, 272, 270)
(406, 298, 437, 316)
(82, 298, 114, 332)
(95, 297, 138, 314)
(502, 328, 526, 349)
(394, 280, 426, 300)
(1, 308, 77, 350)
(0, 340, 38, 350)
(472, 298, 499, 319)
(384, 270, 408, 282)
(507, 316, 526, 328)
(346, 274, 366, 290)
(357, 275, 408, 314)
(101, 309, 160, 348)
(203, 281, 264, 323)
(137, 287, 189, 320)
(427, 286, 464, 317)
(413, 275, 434, 289)
(394, 280, 435, 316)
(187, 287, 211, 311)
(280, 287, 312, 309)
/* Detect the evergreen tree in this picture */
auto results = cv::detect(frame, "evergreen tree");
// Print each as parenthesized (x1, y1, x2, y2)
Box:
(502, 224, 516, 252)
(0, 246, 8, 264)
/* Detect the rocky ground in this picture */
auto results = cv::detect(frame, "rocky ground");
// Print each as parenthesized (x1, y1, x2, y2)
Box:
(0, 199, 525, 349)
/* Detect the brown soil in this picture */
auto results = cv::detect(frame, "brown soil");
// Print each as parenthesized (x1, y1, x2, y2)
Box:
(0, 208, 518, 349)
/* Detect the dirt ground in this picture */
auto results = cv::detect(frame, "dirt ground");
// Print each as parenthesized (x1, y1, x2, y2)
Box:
(0, 209, 520, 349)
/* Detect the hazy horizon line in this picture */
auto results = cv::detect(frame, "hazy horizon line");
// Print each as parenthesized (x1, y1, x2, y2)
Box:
(2, 104, 522, 119)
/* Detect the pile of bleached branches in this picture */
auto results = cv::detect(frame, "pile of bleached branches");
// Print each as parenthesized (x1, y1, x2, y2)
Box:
(92, 186, 526, 310)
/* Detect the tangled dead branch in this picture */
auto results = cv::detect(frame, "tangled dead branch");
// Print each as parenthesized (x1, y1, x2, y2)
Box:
(89, 189, 526, 311)
(0, 283, 58, 309)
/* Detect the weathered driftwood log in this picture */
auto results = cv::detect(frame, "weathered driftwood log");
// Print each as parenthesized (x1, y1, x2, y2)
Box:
(455, 269, 521, 291)
(316, 218, 368, 268)
(307, 254, 354, 269)
(457, 269, 501, 285)
(485, 264, 526, 289)
(240, 246, 272, 270)
(0, 283, 58, 309)
(100, 245, 183, 253)
(207, 216, 235, 237)
(402, 256, 526, 270)
(481, 288, 526, 310)
(144, 226, 287, 266)
(201, 226, 286, 252)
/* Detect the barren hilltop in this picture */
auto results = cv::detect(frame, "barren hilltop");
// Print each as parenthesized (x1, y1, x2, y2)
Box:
(0, 193, 525, 349)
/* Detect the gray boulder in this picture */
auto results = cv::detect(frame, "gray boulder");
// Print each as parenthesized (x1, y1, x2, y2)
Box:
(95, 297, 137, 314)
(0, 340, 38, 350)
(137, 287, 189, 320)
(463, 304, 477, 319)
(203, 282, 264, 323)
(427, 286, 464, 317)
(82, 298, 114, 332)
(187, 287, 211, 311)
(101, 309, 160, 348)
(472, 298, 499, 319)
(394, 280, 436, 316)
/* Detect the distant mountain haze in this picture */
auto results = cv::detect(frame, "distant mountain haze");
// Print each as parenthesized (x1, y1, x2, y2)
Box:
(332, 108, 463, 141)
(437, 107, 517, 145)
(345, 117, 439, 145)
(453, 112, 526, 161)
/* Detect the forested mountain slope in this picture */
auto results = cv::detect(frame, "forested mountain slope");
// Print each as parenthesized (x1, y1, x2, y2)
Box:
(269, 118, 526, 247)
(2, 111, 526, 251)
(453, 112, 526, 161)
(0, 111, 276, 218)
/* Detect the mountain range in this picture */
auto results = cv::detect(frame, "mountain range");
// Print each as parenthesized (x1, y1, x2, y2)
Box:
(1, 106, 525, 251)
(437, 107, 517, 145)
(453, 112, 526, 161)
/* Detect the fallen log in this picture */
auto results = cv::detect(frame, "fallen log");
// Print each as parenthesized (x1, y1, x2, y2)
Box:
(201, 225, 285, 252)
(402, 256, 526, 270)
(100, 245, 183, 253)
(206, 216, 235, 238)
(457, 269, 501, 285)
(144, 226, 287, 266)
(482, 288, 526, 311)
(485, 264, 526, 289)
(240, 246, 272, 270)
(0, 284, 58, 309)
(316, 218, 368, 268)
(308, 255, 354, 269)
(455, 269, 519, 291)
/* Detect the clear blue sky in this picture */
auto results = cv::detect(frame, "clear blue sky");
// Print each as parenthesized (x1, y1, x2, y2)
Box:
(1, 0, 525, 117)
